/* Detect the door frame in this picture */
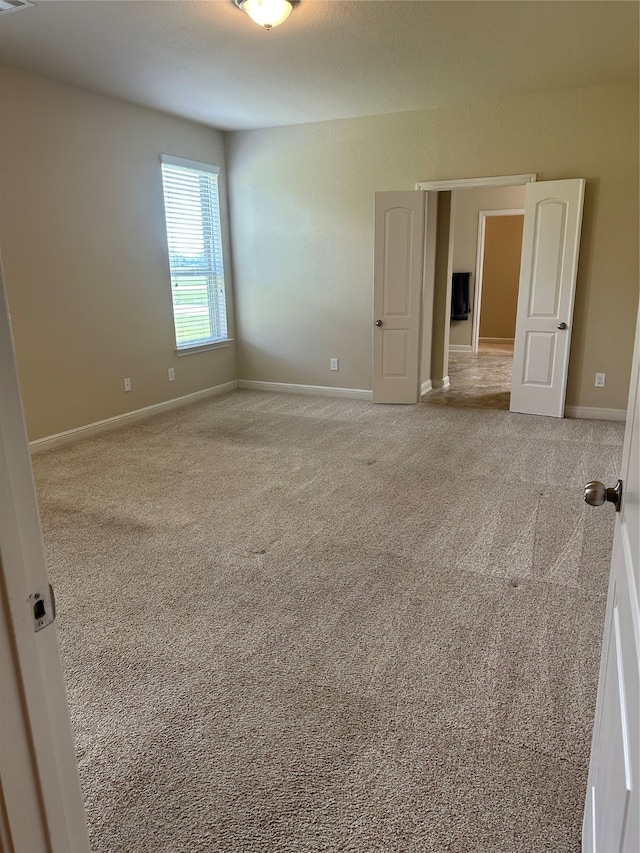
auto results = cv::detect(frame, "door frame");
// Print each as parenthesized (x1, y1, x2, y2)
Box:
(416, 174, 537, 192)
(472, 208, 525, 354)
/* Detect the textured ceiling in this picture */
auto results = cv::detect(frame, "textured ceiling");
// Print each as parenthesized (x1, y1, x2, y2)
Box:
(0, 0, 637, 131)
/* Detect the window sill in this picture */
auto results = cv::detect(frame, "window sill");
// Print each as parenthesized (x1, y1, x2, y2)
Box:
(175, 339, 234, 357)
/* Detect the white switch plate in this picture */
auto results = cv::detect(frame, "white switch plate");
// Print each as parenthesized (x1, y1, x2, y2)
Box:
(594, 373, 606, 387)
(124, 378, 131, 392)
(168, 367, 175, 381)
(330, 358, 339, 371)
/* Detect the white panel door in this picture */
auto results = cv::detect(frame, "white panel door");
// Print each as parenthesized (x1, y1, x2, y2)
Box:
(0, 266, 89, 851)
(510, 179, 585, 417)
(583, 306, 639, 852)
(373, 191, 425, 404)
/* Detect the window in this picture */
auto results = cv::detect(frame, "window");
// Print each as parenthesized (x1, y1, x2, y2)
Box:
(160, 155, 228, 350)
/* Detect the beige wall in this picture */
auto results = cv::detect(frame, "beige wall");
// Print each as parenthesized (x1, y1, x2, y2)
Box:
(1, 70, 638, 432)
(479, 215, 524, 341)
(227, 81, 639, 412)
(449, 185, 525, 348)
(0, 66, 237, 441)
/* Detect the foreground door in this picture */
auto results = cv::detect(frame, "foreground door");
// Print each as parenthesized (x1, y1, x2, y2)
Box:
(510, 179, 585, 417)
(0, 266, 89, 851)
(373, 191, 425, 403)
(583, 306, 639, 851)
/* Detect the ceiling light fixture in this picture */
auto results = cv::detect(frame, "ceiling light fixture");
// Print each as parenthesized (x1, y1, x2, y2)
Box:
(234, 0, 294, 30)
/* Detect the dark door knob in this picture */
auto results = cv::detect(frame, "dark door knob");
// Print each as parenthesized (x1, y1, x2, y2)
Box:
(375, 320, 383, 327)
(557, 322, 568, 330)
(584, 479, 623, 512)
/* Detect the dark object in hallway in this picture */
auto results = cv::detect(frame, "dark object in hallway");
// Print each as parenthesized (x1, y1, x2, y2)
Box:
(451, 272, 471, 320)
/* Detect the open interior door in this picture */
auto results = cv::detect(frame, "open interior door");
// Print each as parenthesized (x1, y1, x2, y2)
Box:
(582, 305, 639, 851)
(0, 264, 89, 851)
(373, 191, 425, 403)
(510, 179, 585, 417)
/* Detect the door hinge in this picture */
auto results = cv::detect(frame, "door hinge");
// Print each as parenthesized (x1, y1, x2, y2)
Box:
(28, 584, 56, 632)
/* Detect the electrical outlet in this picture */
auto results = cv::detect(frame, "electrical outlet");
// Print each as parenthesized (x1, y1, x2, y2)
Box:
(330, 358, 339, 371)
(594, 373, 606, 388)
(124, 378, 132, 392)
(168, 367, 175, 381)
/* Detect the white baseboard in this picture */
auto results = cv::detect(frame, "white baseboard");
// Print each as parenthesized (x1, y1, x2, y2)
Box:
(421, 380, 433, 396)
(449, 345, 473, 353)
(479, 337, 515, 344)
(29, 381, 239, 454)
(432, 376, 450, 389)
(564, 406, 627, 422)
(238, 380, 373, 401)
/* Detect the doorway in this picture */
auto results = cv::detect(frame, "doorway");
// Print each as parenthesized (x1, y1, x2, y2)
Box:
(428, 189, 526, 411)
(373, 175, 585, 417)
(435, 205, 525, 409)
(474, 209, 525, 354)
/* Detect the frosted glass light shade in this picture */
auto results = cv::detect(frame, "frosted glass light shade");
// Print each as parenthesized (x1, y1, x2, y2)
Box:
(239, 0, 293, 28)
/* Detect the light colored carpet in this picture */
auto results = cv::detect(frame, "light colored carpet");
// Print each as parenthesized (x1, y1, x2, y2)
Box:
(32, 391, 624, 852)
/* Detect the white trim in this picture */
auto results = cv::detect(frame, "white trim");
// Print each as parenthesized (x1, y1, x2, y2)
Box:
(29, 381, 239, 453)
(161, 153, 220, 175)
(449, 344, 473, 353)
(176, 338, 234, 356)
(433, 376, 450, 389)
(564, 406, 627, 422)
(477, 211, 524, 219)
(417, 174, 536, 192)
(473, 209, 525, 353)
(238, 380, 372, 401)
(420, 380, 433, 396)
(479, 337, 516, 345)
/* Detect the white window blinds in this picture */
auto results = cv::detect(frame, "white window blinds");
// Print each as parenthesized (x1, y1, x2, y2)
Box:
(160, 156, 228, 349)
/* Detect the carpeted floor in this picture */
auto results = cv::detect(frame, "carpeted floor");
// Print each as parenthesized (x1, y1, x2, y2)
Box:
(32, 391, 624, 852)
